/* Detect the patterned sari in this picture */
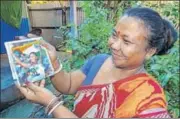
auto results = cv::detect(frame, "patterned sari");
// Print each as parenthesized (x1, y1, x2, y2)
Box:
(73, 73, 170, 118)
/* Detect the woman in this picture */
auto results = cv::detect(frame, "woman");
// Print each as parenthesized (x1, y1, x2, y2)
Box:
(14, 52, 39, 68)
(16, 7, 177, 118)
(14, 52, 45, 83)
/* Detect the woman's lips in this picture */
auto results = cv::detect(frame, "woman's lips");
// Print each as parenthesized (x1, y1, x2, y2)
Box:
(112, 52, 126, 60)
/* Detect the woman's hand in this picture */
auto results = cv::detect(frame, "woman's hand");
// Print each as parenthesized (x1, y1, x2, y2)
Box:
(40, 40, 60, 70)
(16, 80, 56, 106)
(13, 54, 29, 68)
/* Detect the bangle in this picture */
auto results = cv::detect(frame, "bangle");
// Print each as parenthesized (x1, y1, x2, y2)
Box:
(54, 58, 63, 74)
(46, 97, 57, 111)
(47, 101, 64, 116)
(45, 94, 63, 114)
(54, 63, 62, 74)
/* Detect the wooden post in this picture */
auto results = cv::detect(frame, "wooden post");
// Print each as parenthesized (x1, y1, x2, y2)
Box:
(70, 1, 78, 39)
(62, 7, 66, 26)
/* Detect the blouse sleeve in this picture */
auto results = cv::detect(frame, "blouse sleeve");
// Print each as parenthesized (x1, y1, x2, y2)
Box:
(80, 55, 96, 76)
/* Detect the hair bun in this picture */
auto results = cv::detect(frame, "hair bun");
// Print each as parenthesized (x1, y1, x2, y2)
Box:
(157, 19, 178, 55)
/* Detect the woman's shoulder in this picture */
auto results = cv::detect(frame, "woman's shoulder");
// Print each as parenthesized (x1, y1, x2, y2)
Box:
(123, 73, 163, 91)
(92, 53, 110, 60)
(139, 73, 164, 93)
(115, 73, 163, 90)
(145, 74, 164, 92)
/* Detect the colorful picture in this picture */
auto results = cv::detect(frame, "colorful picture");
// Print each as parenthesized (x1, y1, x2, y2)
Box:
(5, 37, 54, 86)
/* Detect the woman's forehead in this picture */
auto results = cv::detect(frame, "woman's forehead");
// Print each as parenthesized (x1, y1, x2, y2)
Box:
(115, 16, 148, 41)
(116, 16, 143, 32)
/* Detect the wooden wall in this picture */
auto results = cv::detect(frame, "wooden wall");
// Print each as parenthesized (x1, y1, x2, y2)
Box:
(27, 1, 85, 46)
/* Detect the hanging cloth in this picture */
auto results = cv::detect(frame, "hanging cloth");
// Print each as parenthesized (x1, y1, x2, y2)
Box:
(0, 1, 22, 28)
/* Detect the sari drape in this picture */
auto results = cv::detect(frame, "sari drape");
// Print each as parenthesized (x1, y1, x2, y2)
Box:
(73, 73, 170, 118)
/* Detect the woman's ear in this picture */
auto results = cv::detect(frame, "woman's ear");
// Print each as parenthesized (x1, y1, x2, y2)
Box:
(145, 48, 157, 60)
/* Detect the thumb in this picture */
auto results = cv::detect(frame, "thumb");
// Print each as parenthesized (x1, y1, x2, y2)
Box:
(40, 40, 55, 51)
(39, 79, 45, 88)
(15, 83, 29, 97)
(27, 82, 41, 92)
(15, 82, 20, 88)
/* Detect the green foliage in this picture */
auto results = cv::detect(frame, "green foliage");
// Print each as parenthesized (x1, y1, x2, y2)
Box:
(145, 40, 179, 118)
(113, 1, 137, 24)
(62, 1, 179, 118)
(64, 1, 114, 70)
(63, 95, 75, 111)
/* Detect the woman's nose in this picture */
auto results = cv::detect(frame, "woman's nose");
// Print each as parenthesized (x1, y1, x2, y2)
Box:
(111, 40, 121, 50)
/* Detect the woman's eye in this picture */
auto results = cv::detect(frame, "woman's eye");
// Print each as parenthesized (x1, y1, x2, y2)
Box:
(112, 35, 116, 39)
(113, 35, 118, 40)
(124, 39, 130, 45)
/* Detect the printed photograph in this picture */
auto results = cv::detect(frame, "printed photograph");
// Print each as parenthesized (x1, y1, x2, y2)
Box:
(5, 37, 54, 85)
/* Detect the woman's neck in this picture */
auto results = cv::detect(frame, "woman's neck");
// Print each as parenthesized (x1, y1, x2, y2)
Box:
(110, 59, 146, 81)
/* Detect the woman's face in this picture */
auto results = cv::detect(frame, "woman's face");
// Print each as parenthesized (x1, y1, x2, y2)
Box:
(108, 16, 154, 69)
(29, 53, 38, 63)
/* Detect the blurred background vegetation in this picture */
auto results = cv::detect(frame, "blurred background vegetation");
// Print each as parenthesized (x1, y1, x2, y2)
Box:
(59, 1, 179, 118)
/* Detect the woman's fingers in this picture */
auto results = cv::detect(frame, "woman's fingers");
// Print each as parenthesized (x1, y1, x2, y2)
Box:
(40, 40, 55, 51)
(31, 80, 45, 87)
(15, 36, 28, 40)
(26, 82, 41, 92)
(39, 40, 57, 64)
(16, 84, 29, 97)
(26, 33, 37, 38)
(39, 79, 45, 88)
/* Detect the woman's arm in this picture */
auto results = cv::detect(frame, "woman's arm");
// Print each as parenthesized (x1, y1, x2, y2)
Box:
(39, 40, 86, 95)
(14, 55, 29, 68)
(16, 80, 79, 118)
(51, 69, 86, 94)
(52, 105, 78, 118)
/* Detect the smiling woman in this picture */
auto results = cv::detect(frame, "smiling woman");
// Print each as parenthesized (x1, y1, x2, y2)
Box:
(16, 7, 177, 118)
(108, 16, 150, 69)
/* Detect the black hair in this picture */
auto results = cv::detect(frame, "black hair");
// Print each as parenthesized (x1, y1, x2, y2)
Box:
(14, 28, 42, 40)
(29, 28, 42, 36)
(123, 7, 178, 55)
(29, 52, 37, 57)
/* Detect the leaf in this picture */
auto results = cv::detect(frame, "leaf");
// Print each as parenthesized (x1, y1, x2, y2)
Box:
(150, 64, 161, 70)
(161, 73, 173, 87)
(172, 108, 180, 118)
